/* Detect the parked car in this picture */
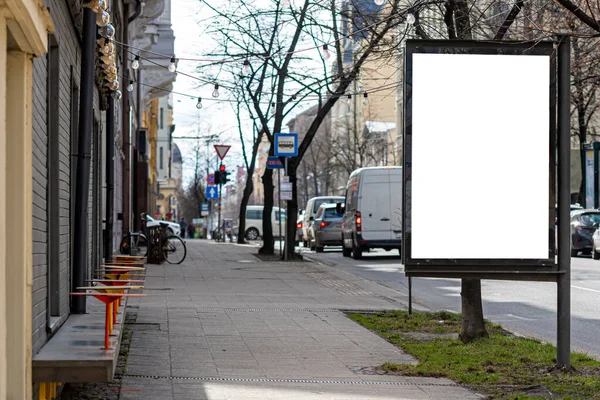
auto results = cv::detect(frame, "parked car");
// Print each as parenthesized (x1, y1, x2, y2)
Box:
(309, 204, 344, 252)
(340, 166, 402, 259)
(295, 214, 304, 246)
(571, 209, 600, 257)
(145, 214, 181, 237)
(302, 196, 345, 247)
(244, 205, 286, 240)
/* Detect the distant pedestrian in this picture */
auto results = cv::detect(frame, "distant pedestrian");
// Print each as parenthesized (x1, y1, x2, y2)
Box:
(187, 223, 195, 239)
(179, 218, 187, 238)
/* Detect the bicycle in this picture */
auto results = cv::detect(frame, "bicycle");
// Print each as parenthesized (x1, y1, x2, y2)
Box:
(120, 213, 187, 264)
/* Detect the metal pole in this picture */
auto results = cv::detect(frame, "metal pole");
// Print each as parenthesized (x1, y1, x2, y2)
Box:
(284, 158, 289, 261)
(104, 96, 115, 259)
(408, 277, 412, 315)
(71, 8, 96, 314)
(557, 35, 571, 368)
(278, 167, 282, 256)
(218, 168, 222, 242)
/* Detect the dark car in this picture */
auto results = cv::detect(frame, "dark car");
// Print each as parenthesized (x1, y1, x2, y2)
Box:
(570, 210, 600, 257)
(310, 204, 344, 252)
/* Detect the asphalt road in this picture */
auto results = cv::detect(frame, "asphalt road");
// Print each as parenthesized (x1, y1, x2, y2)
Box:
(299, 245, 600, 359)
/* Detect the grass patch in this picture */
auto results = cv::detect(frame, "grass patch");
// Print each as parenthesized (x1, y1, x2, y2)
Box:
(347, 311, 600, 399)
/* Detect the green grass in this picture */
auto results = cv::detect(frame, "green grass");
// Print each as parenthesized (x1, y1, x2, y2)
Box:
(347, 311, 600, 399)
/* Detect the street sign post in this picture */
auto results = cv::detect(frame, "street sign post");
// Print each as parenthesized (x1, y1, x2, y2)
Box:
(206, 186, 218, 199)
(214, 145, 231, 160)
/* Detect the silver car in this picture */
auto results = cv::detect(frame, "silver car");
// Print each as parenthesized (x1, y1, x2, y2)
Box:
(310, 204, 344, 252)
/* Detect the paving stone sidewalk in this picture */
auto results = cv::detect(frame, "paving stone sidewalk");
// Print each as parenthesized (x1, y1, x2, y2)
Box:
(121, 240, 481, 399)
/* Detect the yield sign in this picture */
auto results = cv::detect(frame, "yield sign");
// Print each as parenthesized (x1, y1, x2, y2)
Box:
(214, 145, 231, 160)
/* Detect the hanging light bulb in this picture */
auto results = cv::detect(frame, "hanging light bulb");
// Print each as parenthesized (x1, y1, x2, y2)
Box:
(127, 80, 134, 92)
(322, 44, 331, 60)
(292, 94, 297, 100)
(96, 11, 110, 27)
(212, 84, 220, 98)
(132, 55, 140, 70)
(374, 0, 385, 5)
(270, 103, 276, 115)
(105, 23, 115, 39)
(89, 0, 101, 13)
(168, 57, 176, 72)
(362, 93, 369, 106)
(196, 97, 203, 109)
(347, 95, 352, 113)
(406, 12, 416, 25)
(101, 54, 115, 65)
(108, 80, 120, 91)
(242, 59, 251, 75)
(112, 90, 122, 100)
(102, 40, 114, 55)
(99, 0, 107, 11)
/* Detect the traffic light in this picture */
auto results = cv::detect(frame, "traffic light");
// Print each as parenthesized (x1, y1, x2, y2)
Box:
(219, 165, 231, 184)
(214, 169, 221, 184)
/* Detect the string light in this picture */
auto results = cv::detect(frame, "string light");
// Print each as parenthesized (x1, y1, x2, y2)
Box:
(168, 57, 176, 72)
(101, 54, 115, 64)
(105, 24, 115, 39)
(242, 59, 251, 75)
(102, 40, 115, 55)
(127, 80, 134, 92)
(212, 84, 220, 98)
(406, 12, 416, 25)
(132, 55, 140, 70)
(108, 80, 119, 91)
(112, 90, 122, 100)
(88, 0, 106, 13)
(270, 102, 276, 115)
(322, 44, 330, 60)
(362, 93, 369, 106)
(374, 0, 385, 5)
(347, 94, 352, 112)
(196, 97, 203, 109)
(292, 94, 297, 100)
(96, 11, 110, 27)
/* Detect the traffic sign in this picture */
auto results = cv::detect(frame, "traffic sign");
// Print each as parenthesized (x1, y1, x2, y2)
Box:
(281, 182, 292, 191)
(280, 191, 293, 200)
(201, 202, 209, 212)
(207, 174, 215, 185)
(206, 186, 219, 199)
(266, 156, 284, 169)
(214, 145, 231, 160)
(274, 133, 298, 157)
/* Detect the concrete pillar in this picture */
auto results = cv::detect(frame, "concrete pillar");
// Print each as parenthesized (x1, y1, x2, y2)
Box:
(5, 49, 34, 399)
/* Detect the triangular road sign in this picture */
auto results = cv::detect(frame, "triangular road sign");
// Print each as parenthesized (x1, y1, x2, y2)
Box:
(214, 145, 231, 160)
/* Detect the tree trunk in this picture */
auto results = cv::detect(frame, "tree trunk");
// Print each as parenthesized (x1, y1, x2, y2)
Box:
(237, 179, 253, 244)
(285, 161, 299, 259)
(459, 279, 489, 343)
(259, 167, 275, 254)
(573, 38, 587, 205)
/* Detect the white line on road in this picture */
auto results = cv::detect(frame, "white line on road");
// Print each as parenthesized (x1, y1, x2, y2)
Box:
(572, 285, 600, 294)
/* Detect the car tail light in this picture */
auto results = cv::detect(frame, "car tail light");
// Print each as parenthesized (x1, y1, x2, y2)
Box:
(320, 221, 331, 228)
(356, 212, 362, 233)
(296, 222, 302, 229)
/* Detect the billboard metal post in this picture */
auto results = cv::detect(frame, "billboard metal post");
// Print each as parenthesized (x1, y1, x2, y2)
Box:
(278, 166, 282, 256)
(557, 36, 571, 368)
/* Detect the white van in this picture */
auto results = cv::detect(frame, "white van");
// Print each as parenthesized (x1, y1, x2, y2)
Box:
(340, 167, 402, 259)
(302, 196, 345, 247)
(244, 205, 286, 240)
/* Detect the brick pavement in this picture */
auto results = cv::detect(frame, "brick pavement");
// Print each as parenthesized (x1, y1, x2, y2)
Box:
(121, 240, 481, 400)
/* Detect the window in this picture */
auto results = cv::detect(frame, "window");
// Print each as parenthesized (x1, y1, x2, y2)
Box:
(324, 208, 344, 219)
(160, 108, 164, 129)
(246, 209, 263, 220)
(159, 147, 164, 170)
(47, 35, 60, 317)
(275, 211, 287, 221)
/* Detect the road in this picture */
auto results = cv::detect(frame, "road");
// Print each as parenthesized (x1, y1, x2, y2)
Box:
(299, 245, 600, 359)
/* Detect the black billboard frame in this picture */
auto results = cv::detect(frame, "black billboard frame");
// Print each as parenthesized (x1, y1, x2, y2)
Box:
(402, 39, 560, 280)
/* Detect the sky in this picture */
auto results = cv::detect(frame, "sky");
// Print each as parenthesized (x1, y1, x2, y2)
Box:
(171, 0, 249, 185)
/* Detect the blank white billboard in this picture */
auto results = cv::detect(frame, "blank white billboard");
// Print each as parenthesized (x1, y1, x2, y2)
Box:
(411, 53, 550, 259)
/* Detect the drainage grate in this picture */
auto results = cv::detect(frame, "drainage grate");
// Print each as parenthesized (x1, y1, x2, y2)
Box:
(126, 322, 161, 331)
(119, 374, 458, 387)
(195, 307, 339, 313)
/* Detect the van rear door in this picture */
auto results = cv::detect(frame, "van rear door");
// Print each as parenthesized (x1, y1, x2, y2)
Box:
(359, 170, 392, 241)
(389, 169, 403, 239)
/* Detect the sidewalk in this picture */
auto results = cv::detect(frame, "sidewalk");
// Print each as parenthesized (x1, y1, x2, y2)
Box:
(121, 240, 481, 399)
